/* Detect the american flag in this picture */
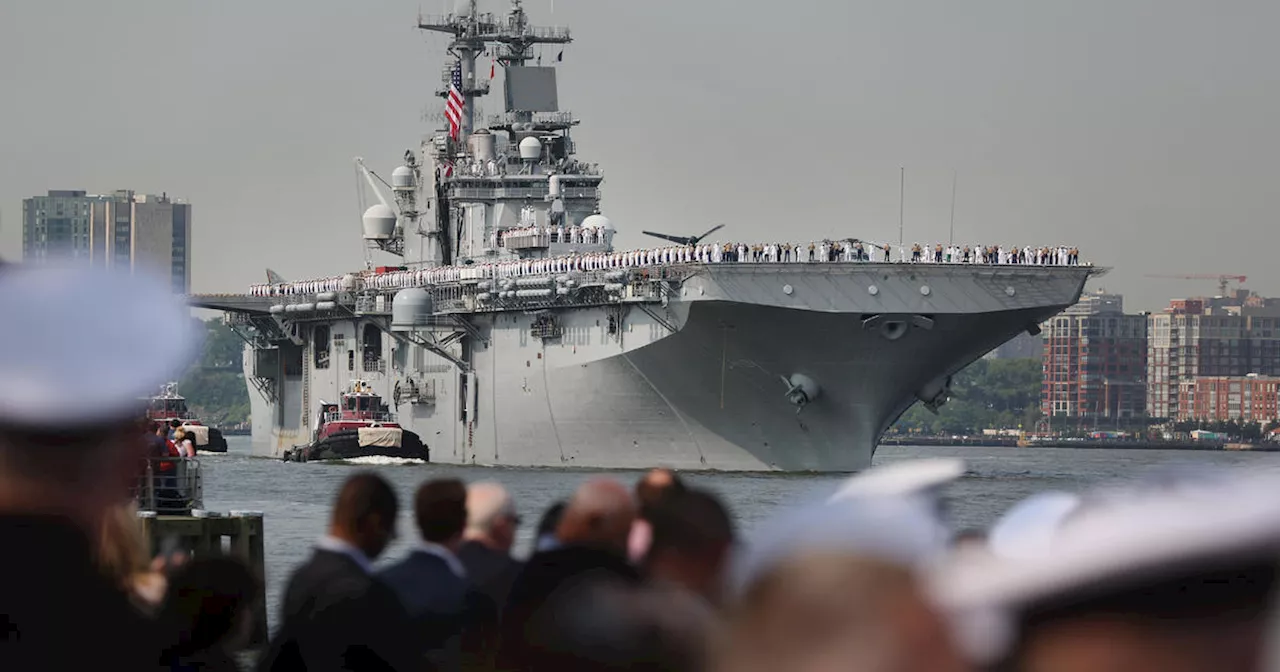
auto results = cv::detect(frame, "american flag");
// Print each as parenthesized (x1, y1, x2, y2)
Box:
(444, 61, 464, 140)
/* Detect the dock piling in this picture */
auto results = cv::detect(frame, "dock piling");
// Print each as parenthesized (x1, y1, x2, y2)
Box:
(138, 509, 270, 648)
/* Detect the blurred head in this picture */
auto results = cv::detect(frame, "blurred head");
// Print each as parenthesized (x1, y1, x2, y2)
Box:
(557, 478, 637, 556)
(170, 419, 181, 430)
(0, 264, 196, 533)
(414, 478, 468, 549)
(0, 420, 150, 534)
(329, 472, 398, 560)
(159, 555, 261, 658)
(644, 488, 735, 603)
(465, 481, 519, 552)
(720, 552, 967, 672)
(1006, 559, 1276, 672)
(173, 429, 186, 442)
(930, 468, 1280, 672)
(526, 579, 712, 672)
(636, 468, 685, 517)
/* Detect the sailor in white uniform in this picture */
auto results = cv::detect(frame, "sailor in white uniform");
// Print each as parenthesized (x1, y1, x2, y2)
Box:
(0, 264, 200, 672)
(930, 467, 1280, 672)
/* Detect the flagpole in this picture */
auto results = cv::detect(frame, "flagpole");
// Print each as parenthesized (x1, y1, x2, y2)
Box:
(898, 166, 904, 246)
(948, 169, 957, 248)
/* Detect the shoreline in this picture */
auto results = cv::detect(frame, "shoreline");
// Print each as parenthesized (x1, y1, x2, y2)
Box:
(881, 437, 1280, 452)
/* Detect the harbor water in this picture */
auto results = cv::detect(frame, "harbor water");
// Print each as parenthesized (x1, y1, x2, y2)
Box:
(202, 436, 1280, 627)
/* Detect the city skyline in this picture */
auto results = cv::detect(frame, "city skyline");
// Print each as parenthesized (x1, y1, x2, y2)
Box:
(3, 0, 1279, 312)
(19, 188, 192, 294)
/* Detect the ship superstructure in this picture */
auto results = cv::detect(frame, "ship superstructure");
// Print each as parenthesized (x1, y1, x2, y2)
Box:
(194, 1, 1102, 471)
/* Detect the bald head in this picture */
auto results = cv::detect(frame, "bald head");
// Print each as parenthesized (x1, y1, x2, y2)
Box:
(557, 478, 637, 555)
(466, 481, 518, 551)
(636, 468, 685, 516)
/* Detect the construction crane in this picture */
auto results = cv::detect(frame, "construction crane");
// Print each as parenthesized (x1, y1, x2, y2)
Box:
(1144, 274, 1248, 297)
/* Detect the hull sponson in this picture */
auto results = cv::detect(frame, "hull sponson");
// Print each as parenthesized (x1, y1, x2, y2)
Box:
(240, 263, 1096, 471)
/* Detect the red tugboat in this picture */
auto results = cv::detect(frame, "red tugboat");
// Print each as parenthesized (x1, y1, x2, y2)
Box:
(145, 383, 229, 453)
(284, 379, 429, 462)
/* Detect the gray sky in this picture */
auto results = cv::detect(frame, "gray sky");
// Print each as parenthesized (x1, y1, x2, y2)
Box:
(2, 0, 1277, 311)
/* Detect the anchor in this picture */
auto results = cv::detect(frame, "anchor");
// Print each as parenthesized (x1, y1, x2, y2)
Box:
(780, 373, 821, 415)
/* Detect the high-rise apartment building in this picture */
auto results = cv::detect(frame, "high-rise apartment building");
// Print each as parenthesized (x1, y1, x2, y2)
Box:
(21, 190, 93, 262)
(1041, 291, 1148, 421)
(22, 189, 191, 294)
(1146, 291, 1280, 420)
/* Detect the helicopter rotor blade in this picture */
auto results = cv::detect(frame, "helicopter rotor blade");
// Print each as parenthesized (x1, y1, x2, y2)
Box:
(642, 231, 694, 246)
(694, 223, 725, 243)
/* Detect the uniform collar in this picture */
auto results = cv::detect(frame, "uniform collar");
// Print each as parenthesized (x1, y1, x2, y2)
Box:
(316, 535, 375, 574)
(414, 541, 466, 578)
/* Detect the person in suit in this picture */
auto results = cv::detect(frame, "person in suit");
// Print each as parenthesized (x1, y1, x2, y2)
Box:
(456, 481, 522, 607)
(500, 478, 642, 669)
(258, 472, 416, 672)
(642, 488, 735, 608)
(628, 468, 686, 562)
(380, 478, 496, 672)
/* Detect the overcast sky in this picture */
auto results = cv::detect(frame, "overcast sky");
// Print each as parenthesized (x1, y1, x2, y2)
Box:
(2, 0, 1277, 311)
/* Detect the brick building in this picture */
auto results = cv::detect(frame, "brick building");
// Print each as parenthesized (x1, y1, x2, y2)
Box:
(1041, 291, 1148, 421)
(1146, 291, 1280, 420)
(1176, 375, 1280, 423)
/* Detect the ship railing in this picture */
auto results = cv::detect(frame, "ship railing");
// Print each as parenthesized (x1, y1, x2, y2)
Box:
(487, 110, 577, 127)
(504, 234, 551, 250)
(134, 457, 204, 515)
(322, 411, 397, 424)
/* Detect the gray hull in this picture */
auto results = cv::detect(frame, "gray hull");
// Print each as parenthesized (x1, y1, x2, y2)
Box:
(236, 263, 1095, 472)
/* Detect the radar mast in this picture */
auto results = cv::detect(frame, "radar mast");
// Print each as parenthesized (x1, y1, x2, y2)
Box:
(417, 0, 572, 146)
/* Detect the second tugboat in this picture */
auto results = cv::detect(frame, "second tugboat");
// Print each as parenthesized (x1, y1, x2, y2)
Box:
(146, 383, 228, 453)
(284, 379, 429, 462)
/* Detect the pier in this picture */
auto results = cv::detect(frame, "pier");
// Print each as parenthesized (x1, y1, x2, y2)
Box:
(134, 459, 270, 648)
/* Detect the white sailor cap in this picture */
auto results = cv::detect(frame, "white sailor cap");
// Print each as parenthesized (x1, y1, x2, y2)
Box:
(0, 263, 199, 429)
(929, 468, 1280, 665)
(828, 457, 966, 503)
(729, 489, 951, 597)
(986, 491, 1083, 561)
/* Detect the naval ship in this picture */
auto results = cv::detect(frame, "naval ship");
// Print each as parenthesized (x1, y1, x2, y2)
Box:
(194, 0, 1101, 471)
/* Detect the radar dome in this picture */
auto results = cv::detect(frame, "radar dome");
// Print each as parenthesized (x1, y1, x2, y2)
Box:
(582, 214, 612, 230)
(391, 288, 434, 330)
(362, 204, 397, 240)
(391, 166, 414, 190)
(518, 137, 542, 161)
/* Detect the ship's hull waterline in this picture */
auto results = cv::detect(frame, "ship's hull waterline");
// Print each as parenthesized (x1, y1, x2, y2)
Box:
(236, 263, 1095, 472)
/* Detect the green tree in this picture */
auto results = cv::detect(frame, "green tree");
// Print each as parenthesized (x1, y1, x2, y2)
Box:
(890, 358, 1043, 435)
(177, 318, 251, 426)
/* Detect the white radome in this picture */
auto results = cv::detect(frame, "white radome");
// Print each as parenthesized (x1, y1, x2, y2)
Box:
(391, 166, 414, 190)
(518, 137, 542, 160)
(581, 214, 611, 230)
(361, 203, 397, 240)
